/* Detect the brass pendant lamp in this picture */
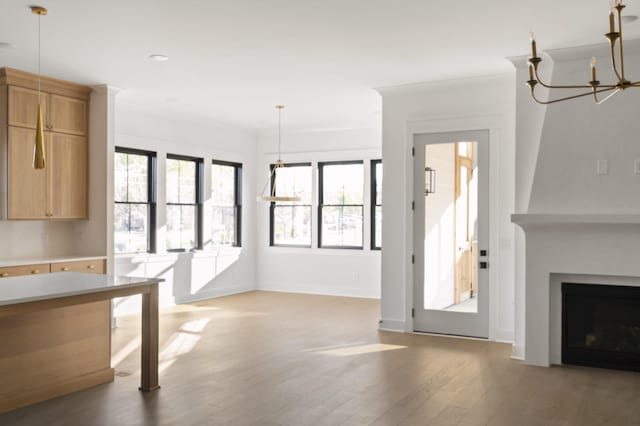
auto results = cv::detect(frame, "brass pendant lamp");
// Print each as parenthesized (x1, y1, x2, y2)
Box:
(32, 6, 47, 169)
(256, 105, 301, 202)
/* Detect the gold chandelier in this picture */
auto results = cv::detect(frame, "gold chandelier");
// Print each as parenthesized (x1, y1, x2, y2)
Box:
(527, 0, 639, 105)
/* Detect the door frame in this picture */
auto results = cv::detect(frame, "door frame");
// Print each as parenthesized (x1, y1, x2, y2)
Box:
(402, 115, 501, 338)
(413, 129, 489, 338)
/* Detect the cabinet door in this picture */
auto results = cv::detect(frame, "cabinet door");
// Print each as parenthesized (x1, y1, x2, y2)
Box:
(8, 86, 48, 130)
(49, 94, 87, 136)
(48, 133, 88, 219)
(7, 127, 48, 219)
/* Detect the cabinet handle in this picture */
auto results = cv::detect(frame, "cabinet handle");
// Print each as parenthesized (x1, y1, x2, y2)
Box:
(62, 267, 69, 272)
(31, 270, 39, 274)
(87, 265, 95, 269)
(0, 273, 8, 278)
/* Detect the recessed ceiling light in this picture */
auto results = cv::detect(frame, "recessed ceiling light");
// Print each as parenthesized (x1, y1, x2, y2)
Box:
(0, 42, 15, 49)
(622, 15, 638, 24)
(149, 54, 169, 62)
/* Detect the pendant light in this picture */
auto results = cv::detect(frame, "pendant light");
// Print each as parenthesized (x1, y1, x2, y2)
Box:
(32, 6, 47, 170)
(256, 105, 301, 202)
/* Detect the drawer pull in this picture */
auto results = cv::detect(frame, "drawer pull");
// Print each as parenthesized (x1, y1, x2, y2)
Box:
(87, 265, 95, 269)
(31, 270, 39, 274)
(61, 267, 69, 272)
(0, 273, 8, 278)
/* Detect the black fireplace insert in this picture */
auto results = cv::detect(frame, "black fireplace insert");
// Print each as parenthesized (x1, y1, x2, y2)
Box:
(562, 282, 640, 372)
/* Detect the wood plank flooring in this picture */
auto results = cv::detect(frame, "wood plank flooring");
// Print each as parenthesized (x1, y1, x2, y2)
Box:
(1, 290, 639, 425)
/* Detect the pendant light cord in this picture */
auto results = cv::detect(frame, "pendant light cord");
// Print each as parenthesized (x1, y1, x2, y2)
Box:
(277, 107, 282, 162)
(37, 13, 41, 103)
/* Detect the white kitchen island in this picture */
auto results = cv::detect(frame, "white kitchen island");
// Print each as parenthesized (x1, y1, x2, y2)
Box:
(0, 273, 162, 413)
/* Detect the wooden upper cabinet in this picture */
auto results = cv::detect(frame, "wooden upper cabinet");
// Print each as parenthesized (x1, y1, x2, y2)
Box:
(48, 133, 88, 219)
(49, 94, 87, 136)
(1, 67, 91, 221)
(7, 127, 48, 219)
(8, 86, 48, 130)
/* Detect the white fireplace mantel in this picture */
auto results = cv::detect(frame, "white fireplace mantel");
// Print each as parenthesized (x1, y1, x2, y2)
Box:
(511, 213, 640, 367)
(512, 213, 640, 226)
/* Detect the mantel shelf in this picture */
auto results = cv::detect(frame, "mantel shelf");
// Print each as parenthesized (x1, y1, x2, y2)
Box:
(511, 213, 640, 226)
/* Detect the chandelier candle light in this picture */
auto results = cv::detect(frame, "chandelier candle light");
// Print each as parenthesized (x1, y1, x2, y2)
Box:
(256, 105, 302, 202)
(527, 0, 640, 105)
(32, 5, 47, 169)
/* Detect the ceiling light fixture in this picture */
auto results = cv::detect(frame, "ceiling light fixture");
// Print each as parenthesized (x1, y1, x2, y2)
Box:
(149, 54, 169, 62)
(526, 0, 639, 105)
(256, 105, 301, 202)
(31, 5, 47, 169)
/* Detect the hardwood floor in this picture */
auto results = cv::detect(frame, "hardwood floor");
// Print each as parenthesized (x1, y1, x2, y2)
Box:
(1, 290, 639, 425)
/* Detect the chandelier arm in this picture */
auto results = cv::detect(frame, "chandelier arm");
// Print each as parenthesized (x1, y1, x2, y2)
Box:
(533, 65, 604, 89)
(530, 86, 617, 105)
(616, 5, 626, 82)
(608, 40, 624, 83)
(592, 88, 621, 105)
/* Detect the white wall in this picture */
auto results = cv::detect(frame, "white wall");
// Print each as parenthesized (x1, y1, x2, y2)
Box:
(377, 73, 516, 342)
(255, 127, 382, 299)
(113, 101, 258, 316)
(424, 143, 455, 310)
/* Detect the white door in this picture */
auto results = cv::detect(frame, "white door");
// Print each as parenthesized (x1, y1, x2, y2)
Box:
(413, 130, 489, 338)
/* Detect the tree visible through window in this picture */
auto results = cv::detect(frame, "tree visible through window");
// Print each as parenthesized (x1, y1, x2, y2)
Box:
(166, 155, 202, 251)
(211, 160, 242, 246)
(114, 148, 156, 254)
(270, 163, 312, 246)
(319, 161, 364, 248)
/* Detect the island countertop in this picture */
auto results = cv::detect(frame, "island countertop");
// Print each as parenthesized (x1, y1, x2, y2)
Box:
(0, 273, 162, 307)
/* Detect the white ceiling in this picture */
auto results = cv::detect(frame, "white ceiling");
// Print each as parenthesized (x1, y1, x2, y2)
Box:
(1, 0, 639, 131)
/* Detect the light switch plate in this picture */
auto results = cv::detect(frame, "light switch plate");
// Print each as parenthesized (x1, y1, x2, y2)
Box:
(634, 159, 640, 175)
(597, 159, 608, 175)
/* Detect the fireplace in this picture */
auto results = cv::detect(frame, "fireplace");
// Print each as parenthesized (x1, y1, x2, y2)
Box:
(562, 282, 640, 372)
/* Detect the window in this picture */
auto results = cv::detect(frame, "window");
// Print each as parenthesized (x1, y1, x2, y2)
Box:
(371, 159, 382, 250)
(319, 161, 364, 248)
(270, 163, 312, 246)
(166, 155, 203, 251)
(211, 160, 242, 247)
(114, 148, 156, 254)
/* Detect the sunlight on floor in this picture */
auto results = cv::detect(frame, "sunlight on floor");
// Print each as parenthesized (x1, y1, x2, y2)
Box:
(111, 337, 141, 368)
(312, 343, 407, 357)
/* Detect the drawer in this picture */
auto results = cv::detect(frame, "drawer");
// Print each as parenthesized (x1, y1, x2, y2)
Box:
(51, 260, 105, 274)
(0, 264, 50, 278)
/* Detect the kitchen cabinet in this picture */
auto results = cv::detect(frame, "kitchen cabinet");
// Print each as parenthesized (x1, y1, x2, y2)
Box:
(0, 67, 91, 220)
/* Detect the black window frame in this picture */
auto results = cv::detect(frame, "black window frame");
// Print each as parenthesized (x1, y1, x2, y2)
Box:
(269, 162, 313, 248)
(211, 159, 243, 247)
(371, 159, 382, 251)
(166, 154, 204, 252)
(318, 160, 365, 250)
(114, 146, 157, 254)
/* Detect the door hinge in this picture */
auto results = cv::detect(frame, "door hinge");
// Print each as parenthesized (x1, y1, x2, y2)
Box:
(411, 201, 415, 210)
(412, 147, 415, 156)
(412, 308, 415, 318)
(411, 254, 415, 264)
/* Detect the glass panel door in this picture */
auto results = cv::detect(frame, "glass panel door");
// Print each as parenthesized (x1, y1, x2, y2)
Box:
(413, 130, 489, 338)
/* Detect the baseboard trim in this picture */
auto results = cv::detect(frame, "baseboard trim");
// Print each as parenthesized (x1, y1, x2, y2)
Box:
(258, 283, 380, 300)
(378, 318, 406, 332)
(174, 287, 254, 304)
